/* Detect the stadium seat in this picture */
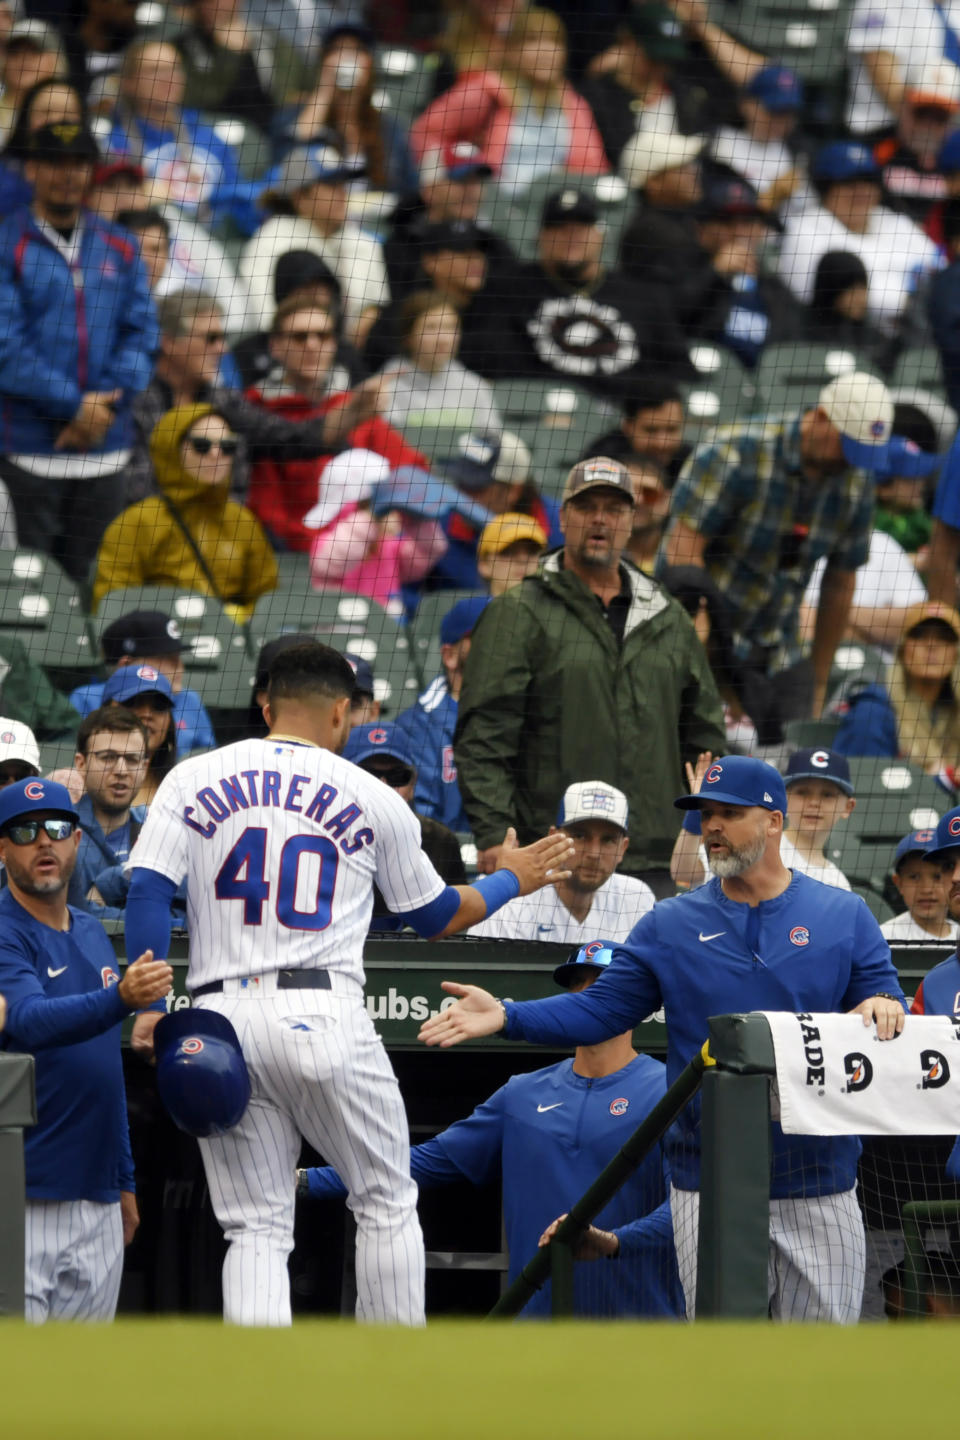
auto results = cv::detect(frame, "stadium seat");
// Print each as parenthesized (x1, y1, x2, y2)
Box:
(757, 343, 882, 417)
(710, 0, 854, 84)
(783, 718, 841, 750)
(94, 587, 227, 638)
(825, 759, 945, 894)
(681, 345, 760, 443)
(38, 738, 82, 776)
(373, 47, 439, 123)
(889, 347, 946, 395)
(492, 379, 617, 493)
(410, 588, 484, 688)
(0, 555, 97, 684)
(250, 587, 419, 713)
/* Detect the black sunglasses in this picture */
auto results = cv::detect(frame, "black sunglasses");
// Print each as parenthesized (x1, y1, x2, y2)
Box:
(186, 436, 239, 457)
(362, 761, 414, 787)
(3, 817, 75, 845)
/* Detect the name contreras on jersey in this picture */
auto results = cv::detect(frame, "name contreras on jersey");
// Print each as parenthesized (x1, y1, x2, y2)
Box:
(181, 770, 374, 854)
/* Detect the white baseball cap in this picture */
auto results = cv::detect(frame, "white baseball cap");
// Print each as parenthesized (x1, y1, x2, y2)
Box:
(620, 128, 704, 190)
(0, 718, 40, 772)
(818, 372, 893, 470)
(302, 447, 392, 531)
(558, 781, 629, 832)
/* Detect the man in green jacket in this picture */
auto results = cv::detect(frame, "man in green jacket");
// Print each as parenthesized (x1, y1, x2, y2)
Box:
(454, 456, 726, 898)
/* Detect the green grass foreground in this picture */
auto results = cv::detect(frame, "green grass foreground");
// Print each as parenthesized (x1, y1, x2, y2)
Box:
(2, 1318, 956, 1438)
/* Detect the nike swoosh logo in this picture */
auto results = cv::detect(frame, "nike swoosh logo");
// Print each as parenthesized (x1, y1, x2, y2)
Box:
(537, 926, 553, 933)
(47, 966, 67, 978)
(537, 1103, 564, 1113)
(698, 932, 726, 943)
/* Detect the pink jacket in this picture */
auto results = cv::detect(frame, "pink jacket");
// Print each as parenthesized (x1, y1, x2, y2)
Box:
(410, 69, 609, 178)
(309, 503, 448, 605)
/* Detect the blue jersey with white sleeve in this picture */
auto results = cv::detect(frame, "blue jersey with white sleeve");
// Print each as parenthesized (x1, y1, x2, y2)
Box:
(502, 873, 905, 1197)
(308, 1053, 683, 1318)
(0, 888, 134, 1201)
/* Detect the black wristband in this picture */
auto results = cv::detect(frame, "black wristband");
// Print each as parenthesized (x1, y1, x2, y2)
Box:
(872, 993, 903, 1003)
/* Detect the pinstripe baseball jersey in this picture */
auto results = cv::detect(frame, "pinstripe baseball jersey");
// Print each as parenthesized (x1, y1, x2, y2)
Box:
(128, 737, 447, 987)
(467, 872, 655, 943)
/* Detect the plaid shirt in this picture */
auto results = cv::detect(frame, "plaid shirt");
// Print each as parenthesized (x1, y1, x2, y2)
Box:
(668, 416, 873, 668)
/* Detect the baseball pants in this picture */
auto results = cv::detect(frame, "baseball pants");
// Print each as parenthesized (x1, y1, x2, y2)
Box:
(24, 1199, 124, 1324)
(671, 1184, 865, 1323)
(197, 975, 425, 1327)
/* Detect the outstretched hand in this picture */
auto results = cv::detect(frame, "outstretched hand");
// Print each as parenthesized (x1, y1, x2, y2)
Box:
(497, 826, 575, 897)
(418, 982, 505, 1048)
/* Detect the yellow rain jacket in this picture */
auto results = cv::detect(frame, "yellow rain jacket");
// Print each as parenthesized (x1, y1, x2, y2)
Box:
(92, 404, 278, 611)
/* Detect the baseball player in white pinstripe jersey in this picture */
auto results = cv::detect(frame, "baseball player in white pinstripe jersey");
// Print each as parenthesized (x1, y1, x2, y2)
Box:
(125, 643, 574, 1327)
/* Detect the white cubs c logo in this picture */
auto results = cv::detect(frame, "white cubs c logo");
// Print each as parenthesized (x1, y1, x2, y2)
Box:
(23, 781, 44, 800)
(811, 750, 830, 768)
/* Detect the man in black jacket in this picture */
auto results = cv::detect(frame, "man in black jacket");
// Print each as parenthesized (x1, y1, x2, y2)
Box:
(481, 189, 696, 397)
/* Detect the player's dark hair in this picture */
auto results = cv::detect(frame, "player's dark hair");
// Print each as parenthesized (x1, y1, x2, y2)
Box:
(621, 377, 684, 419)
(77, 705, 149, 756)
(116, 206, 170, 239)
(267, 642, 355, 706)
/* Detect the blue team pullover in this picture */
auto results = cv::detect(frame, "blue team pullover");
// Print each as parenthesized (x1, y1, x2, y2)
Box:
(0, 207, 157, 458)
(394, 676, 469, 832)
(503, 874, 905, 1197)
(308, 1053, 683, 1318)
(0, 888, 134, 1200)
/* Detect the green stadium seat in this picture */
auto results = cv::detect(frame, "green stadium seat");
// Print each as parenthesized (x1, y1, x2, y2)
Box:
(681, 346, 760, 443)
(492, 379, 617, 493)
(94, 587, 227, 638)
(710, 0, 854, 83)
(851, 885, 896, 925)
(825, 759, 946, 893)
(0, 555, 96, 683)
(38, 738, 82, 775)
(250, 587, 419, 714)
(373, 48, 439, 123)
(889, 347, 945, 394)
(756, 343, 882, 417)
(783, 718, 841, 750)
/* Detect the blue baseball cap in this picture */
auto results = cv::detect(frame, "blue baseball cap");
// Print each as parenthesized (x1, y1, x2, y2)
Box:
(674, 755, 787, 813)
(344, 651, 375, 698)
(813, 141, 881, 186)
(939, 129, 960, 173)
(0, 777, 78, 834)
(873, 435, 941, 482)
(440, 595, 490, 646)
(343, 722, 415, 769)
(372, 466, 460, 522)
(920, 806, 960, 863)
(745, 64, 804, 113)
(103, 663, 175, 708)
(783, 747, 854, 796)
(893, 827, 939, 870)
(553, 938, 617, 989)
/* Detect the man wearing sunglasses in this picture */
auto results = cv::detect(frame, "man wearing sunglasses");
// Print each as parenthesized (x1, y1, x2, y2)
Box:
(0, 778, 172, 1323)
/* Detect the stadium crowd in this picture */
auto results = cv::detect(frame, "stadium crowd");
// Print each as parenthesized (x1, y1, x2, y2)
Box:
(2, 0, 960, 1325)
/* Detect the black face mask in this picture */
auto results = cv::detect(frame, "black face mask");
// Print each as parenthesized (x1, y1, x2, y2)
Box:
(550, 259, 592, 286)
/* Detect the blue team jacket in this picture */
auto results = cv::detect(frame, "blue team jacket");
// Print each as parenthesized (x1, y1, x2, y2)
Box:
(307, 1052, 683, 1318)
(911, 953, 960, 1180)
(394, 676, 469, 832)
(0, 207, 158, 458)
(70, 680, 216, 756)
(0, 888, 134, 1201)
(503, 874, 905, 1197)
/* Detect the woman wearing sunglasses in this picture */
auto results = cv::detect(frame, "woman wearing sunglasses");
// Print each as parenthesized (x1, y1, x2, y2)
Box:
(91, 404, 278, 616)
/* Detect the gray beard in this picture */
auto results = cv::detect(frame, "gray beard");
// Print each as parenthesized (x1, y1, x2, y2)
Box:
(707, 831, 766, 879)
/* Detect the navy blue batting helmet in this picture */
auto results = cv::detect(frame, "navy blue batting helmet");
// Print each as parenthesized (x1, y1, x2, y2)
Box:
(154, 1009, 251, 1138)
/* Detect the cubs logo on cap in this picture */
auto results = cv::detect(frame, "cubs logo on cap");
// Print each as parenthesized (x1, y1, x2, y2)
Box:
(367, 728, 388, 745)
(0, 776, 79, 833)
(894, 828, 939, 869)
(552, 937, 618, 988)
(924, 805, 960, 863)
(24, 781, 45, 800)
(136, 664, 159, 682)
(783, 748, 854, 796)
(675, 755, 788, 813)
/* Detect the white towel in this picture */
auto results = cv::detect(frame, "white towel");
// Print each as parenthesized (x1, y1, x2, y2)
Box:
(761, 1011, 960, 1136)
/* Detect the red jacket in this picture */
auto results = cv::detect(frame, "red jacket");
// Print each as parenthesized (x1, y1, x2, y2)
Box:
(410, 69, 609, 178)
(244, 389, 428, 552)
